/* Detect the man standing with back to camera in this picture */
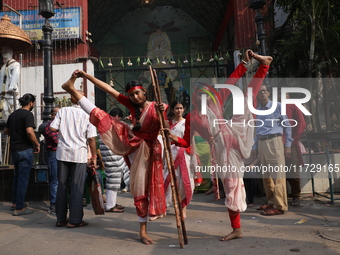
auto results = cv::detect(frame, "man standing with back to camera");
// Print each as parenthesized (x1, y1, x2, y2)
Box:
(51, 93, 97, 228)
(4, 93, 40, 216)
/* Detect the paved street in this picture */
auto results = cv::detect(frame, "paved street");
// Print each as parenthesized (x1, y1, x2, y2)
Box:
(1, 192, 339, 255)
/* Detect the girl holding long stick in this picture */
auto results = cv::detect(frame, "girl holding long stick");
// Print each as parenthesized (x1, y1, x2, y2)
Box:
(61, 72, 167, 245)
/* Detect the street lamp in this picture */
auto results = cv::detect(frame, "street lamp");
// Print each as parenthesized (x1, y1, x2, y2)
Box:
(39, 0, 55, 122)
(141, 0, 154, 6)
(249, 0, 267, 56)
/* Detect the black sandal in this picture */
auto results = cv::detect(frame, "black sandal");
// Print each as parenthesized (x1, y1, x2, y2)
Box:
(55, 221, 68, 227)
(67, 221, 89, 228)
(291, 198, 300, 206)
(114, 204, 125, 209)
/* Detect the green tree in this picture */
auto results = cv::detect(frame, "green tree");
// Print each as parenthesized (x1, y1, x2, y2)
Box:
(268, 0, 340, 132)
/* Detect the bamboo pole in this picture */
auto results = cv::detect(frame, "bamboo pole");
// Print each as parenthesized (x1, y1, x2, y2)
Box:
(149, 66, 188, 248)
(4, 135, 10, 164)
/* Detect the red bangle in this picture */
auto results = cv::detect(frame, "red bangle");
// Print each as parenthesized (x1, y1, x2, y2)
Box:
(92, 155, 97, 158)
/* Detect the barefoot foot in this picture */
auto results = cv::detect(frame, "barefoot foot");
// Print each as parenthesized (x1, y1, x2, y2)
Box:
(61, 78, 76, 92)
(219, 229, 243, 241)
(149, 214, 164, 221)
(205, 187, 214, 195)
(140, 234, 154, 245)
(251, 53, 273, 65)
(149, 216, 159, 221)
(139, 222, 153, 245)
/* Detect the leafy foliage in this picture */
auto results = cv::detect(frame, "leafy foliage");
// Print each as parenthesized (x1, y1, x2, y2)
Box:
(268, 0, 340, 132)
(271, 0, 340, 78)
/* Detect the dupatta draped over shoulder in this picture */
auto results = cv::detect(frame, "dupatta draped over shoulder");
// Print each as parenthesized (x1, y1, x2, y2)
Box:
(176, 64, 269, 212)
(90, 94, 168, 218)
(164, 119, 195, 208)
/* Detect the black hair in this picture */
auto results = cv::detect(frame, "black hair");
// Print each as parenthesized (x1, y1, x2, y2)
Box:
(263, 84, 271, 90)
(109, 108, 123, 118)
(125, 80, 145, 132)
(125, 80, 144, 93)
(170, 100, 184, 111)
(51, 108, 59, 114)
(19, 93, 36, 107)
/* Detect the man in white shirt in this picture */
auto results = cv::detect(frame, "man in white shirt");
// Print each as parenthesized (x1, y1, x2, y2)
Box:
(51, 93, 97, 228)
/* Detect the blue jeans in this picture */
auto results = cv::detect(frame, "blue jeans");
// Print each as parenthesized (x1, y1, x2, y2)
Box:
(47, 151, 58, 205)
(12, 148, 33, 210)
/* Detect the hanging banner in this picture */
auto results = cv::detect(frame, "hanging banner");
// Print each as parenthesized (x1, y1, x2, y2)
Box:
(0, 7, 81, 41)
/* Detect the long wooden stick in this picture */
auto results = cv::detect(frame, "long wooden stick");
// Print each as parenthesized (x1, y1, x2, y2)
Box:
(97, 149, 105, 170)
(149, 66, 188, 248)
(4, 135, 10, 165)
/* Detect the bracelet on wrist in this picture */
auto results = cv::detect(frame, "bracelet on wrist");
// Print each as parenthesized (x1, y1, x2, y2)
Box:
(242, 60, 247, 65)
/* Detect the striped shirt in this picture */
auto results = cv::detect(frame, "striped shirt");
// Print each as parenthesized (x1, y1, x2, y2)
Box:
(50, 104, 97, 163)
(99, 137, 130, 191)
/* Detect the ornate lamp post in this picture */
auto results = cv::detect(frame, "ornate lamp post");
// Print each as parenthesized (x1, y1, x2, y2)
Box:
(39, 0, 55, 122)
(249, 0, 267, 56)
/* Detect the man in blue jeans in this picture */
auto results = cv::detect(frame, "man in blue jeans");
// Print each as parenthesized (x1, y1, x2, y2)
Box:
(39, 107, 60, 214)
(4, 93, 40, 216)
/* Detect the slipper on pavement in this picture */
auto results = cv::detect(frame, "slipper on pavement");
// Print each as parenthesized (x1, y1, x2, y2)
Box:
(55, 221, 68, 227)
(291, 198, 300, 206)
(106, 207, 124, 213)
(12, 208, 34, 216)
(67, 221, 89, 228)
(260, 208, 284, 216)
(114, 204, 125, 209)
(256, 204, 273, 210)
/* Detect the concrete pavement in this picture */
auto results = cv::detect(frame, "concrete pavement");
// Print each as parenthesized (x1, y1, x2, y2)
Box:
(1, 192, 340, 255)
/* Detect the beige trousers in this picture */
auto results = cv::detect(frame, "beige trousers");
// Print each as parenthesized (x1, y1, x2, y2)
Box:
(258, 136, 288, 211)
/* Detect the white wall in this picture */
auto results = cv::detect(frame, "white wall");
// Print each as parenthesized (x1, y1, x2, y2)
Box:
(21, 60, 95, 127)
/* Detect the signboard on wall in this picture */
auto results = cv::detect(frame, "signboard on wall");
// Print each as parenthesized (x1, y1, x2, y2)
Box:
(0, 7, 81, 41)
